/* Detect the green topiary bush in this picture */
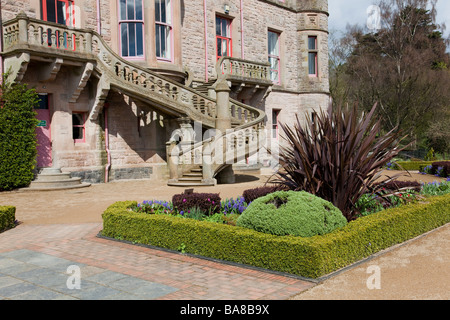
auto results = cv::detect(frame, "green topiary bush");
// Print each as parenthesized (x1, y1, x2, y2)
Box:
(236, 191, 348, 237)
(0, 79, 39, 191)
(0, 206, 16, 232)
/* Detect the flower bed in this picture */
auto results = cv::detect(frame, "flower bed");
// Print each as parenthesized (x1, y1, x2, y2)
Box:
(101, 193, 450, 279)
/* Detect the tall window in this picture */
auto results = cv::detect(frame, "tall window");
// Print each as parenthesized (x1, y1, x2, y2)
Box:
(72, 112, 86, 143)
(268, 31, 281, 84)
(119, 0, 144, 58)
(155, 0, 172, 61)
(216, 16, 232, 60)
(272, 109, 280, 139)
(41, 0, 74, 26)
(308, 36, 318, 76)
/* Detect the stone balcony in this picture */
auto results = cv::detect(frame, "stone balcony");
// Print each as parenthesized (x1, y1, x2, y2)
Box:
(214, 56, 273, 105)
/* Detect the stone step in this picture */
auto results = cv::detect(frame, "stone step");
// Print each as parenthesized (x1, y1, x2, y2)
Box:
(21, 182, 92, 192)
(34, 172, 72, 181)
(167, 181, 215, 187)
(20, 167, 91, 191)
(183, 173, 203, 177)
(178, 177, 203, 182)
(29, 177, 83, 188)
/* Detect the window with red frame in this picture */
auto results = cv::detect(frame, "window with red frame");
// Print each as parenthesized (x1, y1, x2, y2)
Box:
(41, 0, 74, 26)
(41, 0, 75, 48)
(119, 0, 144, 58)
(308, 36, 318, 76)
(268, 30, 281, 84)
(216, 16, 232, 60)
(72, 112, 86, 143)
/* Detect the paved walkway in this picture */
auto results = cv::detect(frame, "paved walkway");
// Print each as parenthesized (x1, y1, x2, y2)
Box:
(0, 223, 314, 300)
(0, 171, 449, 300)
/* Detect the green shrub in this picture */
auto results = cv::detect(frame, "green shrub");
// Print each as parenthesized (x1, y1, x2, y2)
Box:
(236, 191, 347, 237)
(101, 194, 450, 279)
(0, 80, 39, 191)
(0, 206, 16, 232)
(394, 161, 434, 171)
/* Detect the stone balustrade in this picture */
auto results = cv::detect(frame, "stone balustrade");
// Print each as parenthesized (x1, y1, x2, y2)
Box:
(217, 56, 271, 82)
(2, 13, 266, 183)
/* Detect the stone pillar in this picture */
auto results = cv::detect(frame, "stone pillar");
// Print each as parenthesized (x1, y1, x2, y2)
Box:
(214, 79, 232, 133)
(166, 141, 179, 181)
(17, 12, 29, 45)
(202, 140, 216, 185)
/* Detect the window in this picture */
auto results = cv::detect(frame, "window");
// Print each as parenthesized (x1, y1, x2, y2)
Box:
(268, 31, 281, 84)
(272, 109, 280, 139)
(155, 0, 172, 61)
(119, 0, 144, 58)
(308, 36, 318, 76)
(72, 112, 86, 143)
(41, 0, 74, 26)
(216, 16, 232, 60)
(41, 0, 75, 48)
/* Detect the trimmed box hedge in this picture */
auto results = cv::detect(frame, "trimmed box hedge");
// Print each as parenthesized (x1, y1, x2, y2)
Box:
(393, 161, 434, 171)
(101, 195, 450, 279)
(0, 206, 16, 232)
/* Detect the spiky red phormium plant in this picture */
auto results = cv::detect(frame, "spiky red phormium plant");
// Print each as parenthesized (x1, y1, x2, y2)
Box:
(269, 103, 409, 221)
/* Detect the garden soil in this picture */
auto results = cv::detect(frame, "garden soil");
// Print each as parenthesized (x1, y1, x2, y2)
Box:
(0, 169, 448, 300)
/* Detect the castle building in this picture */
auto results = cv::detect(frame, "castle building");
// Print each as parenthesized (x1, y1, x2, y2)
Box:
(1, 0, 329, 186)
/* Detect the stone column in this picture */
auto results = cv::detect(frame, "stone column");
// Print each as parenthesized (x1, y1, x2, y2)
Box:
(202, 140, 216, 185)
(214, 79, 232, 133)
(17, 12, 29, 45)
(166, 141, 179, 181)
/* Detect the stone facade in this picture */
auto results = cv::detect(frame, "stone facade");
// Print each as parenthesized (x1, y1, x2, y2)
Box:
(1, 0, 329, 183)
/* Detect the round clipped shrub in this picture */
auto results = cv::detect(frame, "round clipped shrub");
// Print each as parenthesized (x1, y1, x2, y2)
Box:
(236, 191, 347, 237)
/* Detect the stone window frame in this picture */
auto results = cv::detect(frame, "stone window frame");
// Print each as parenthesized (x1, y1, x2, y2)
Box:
(155, 0, 174, 62)
(268, 29, 281, 85)
(118, 0, 145, 60)
(272, 109, 281, 140)
(308, 35, 318, 77)
(72, 112, 87, 143)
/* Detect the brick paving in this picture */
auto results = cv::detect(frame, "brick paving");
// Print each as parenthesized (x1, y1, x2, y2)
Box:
(0, 222, 315, 300)
(1, 171, 448, 300)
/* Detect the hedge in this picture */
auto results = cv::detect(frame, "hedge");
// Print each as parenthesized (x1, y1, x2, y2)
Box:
(101, 195, 450, 279)
(0, 206, 16, 232)
(0, 80, 39, 191)
(392, 161, 434, 171)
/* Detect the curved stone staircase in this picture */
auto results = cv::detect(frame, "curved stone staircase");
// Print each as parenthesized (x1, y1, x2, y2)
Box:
(2, 13, 269, 187)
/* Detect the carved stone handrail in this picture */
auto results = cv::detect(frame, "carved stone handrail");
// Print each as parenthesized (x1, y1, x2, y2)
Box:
(2, 14, 267, 182)
(216, 56, 272, 83)
(2, 14, 219, 126)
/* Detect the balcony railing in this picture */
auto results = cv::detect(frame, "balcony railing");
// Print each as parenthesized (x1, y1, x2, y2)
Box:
(216, 56, 272, 84)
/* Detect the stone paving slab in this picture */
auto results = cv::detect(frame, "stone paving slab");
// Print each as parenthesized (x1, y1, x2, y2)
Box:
(0, 224, 316, 300)
(0, 249, 178, 300)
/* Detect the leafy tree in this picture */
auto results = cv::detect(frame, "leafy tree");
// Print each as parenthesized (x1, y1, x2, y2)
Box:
(0, 79, 39, 191)
(331, 0, 450, 149)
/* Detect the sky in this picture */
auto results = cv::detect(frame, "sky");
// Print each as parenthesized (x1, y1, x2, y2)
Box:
(328, 0, 450, 39)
